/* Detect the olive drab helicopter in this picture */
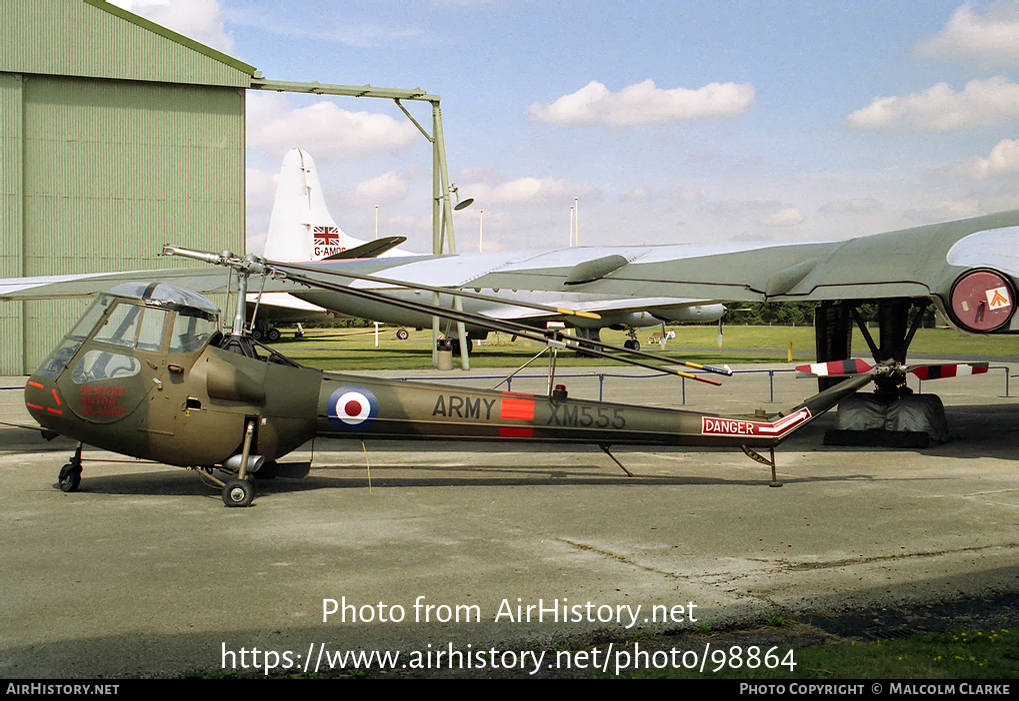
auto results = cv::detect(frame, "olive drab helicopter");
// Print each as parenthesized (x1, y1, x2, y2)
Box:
(24, 246, 885, 507)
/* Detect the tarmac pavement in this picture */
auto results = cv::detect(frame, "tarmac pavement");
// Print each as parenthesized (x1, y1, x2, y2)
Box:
(0, 363, 1017, 678)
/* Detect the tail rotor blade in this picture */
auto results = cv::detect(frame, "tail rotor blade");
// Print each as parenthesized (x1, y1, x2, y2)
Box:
(795, 359, 873, 377)
(908, 362, 989, 381)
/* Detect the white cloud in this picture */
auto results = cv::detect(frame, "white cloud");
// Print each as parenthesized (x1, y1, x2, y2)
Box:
(907, 199, 983, 222)
(844, 76, 1019, 131)
(915, 2, 1019, 66)
(761, 208, 804, 227)
(386, 214, 433, 232)
(528, 79, 754, 127)
(951, 138, 1019, 180)
(818, 198, 883, 214)
(353, 171, 410, 203)
(465, 176, 597, 204)
(247, 93, 419, 158)
(245, 166, 278, 204)
(109, 0, 234, 53)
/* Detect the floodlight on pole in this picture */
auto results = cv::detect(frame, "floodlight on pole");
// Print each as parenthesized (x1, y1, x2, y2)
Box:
(451, 184, 474, 211)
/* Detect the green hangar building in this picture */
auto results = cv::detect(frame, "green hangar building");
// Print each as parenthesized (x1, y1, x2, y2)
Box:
(0, 0, 253, 374)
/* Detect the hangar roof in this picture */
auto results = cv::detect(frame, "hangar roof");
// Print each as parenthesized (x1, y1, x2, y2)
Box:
(1, 0, 256, 87)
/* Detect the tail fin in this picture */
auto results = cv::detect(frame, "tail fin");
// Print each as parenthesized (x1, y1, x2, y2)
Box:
(263, 148, 371, 262)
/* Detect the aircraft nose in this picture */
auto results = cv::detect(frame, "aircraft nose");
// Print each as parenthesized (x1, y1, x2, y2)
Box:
(24, 377, 64, 423)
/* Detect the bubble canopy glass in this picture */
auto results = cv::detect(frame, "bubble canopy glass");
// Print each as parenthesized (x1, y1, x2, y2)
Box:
(35, 284, 221, 379)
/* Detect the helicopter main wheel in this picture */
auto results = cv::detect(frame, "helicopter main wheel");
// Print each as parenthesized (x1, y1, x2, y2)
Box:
(623, 339, 640, 351)
(58, 463, 82, 493)
(396, 328, 409, 340)
(222, 479, 255, 507)
(266, 328, 282, 342)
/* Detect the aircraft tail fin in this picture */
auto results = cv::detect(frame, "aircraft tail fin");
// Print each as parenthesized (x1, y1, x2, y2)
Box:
(263, 148, 371, 262)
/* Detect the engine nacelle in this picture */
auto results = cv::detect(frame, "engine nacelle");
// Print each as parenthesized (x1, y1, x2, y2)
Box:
(947, 268, 1016, 333)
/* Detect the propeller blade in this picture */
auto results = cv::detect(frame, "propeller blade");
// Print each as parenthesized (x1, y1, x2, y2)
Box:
(907, 362, 989, 381)
(795, 359, 874, 376)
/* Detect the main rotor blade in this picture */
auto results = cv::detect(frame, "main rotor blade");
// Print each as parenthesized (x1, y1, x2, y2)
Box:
(551, 331, 733, 377)
(161, 246, 724, 385)
(273, 260, 602, 321)
(271, 260, 732, 377)
(273, 264, 723, 385)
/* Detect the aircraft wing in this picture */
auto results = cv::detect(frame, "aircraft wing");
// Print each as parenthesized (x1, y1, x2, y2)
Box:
(459, 210, 1019, 308)
(5, 210, 1019, 336)
(291, 209, 1019, 335)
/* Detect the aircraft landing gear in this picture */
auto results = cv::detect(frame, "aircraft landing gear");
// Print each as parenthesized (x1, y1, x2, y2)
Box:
(220, 419, 258, 507)
(58, 444, 83, 492)
(251, 326, 282, 342)
(624, 328, 640, 352)
(574, 328, 601, 357)
(222, 479, 255, 507)
(450, 337, 473, 355)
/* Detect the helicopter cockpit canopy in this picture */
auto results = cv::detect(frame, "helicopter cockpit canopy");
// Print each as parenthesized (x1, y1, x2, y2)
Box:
(35, 283, 221, 380)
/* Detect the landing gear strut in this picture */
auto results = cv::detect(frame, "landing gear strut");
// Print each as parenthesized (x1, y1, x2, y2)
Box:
(58, 444, 83, 492)
(220, 419, 258, 507)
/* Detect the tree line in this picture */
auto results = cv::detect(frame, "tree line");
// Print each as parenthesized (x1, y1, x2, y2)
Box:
(724, 302, 940, 327)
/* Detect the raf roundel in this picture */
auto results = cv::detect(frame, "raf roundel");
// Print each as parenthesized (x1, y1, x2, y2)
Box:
(327, 386, 379, 430)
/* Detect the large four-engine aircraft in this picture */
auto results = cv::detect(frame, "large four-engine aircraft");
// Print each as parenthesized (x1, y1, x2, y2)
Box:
(275, 209, 1019, 360)
(4, 208, 1016, 375)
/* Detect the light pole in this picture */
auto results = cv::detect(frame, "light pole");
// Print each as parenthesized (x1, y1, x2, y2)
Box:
(574, 196, 579, 247)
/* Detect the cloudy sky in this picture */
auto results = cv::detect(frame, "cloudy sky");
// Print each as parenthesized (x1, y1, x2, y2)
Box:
(112, 1, 1019, 254)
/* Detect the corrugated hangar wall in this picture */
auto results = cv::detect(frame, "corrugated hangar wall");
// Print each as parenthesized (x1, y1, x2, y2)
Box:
(0, 0, 254, 374)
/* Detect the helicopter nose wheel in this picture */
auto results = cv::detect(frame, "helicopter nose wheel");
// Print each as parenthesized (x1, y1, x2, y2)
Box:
(222, 479, 255, 507)
(58, 462, 82, 492)
(57, 444, 83, 492)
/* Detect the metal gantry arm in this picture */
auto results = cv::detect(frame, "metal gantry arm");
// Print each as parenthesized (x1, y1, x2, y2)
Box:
(249, 77, 469, 370)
